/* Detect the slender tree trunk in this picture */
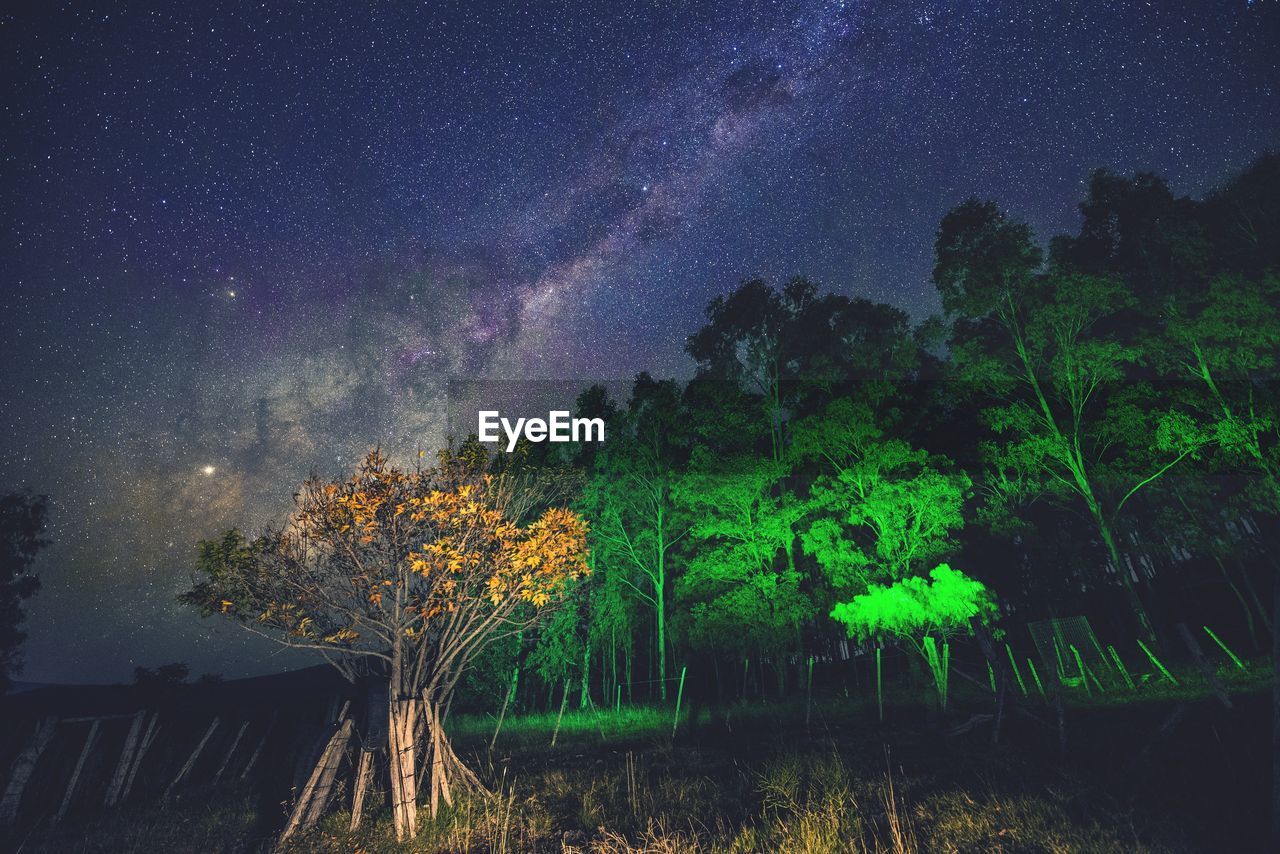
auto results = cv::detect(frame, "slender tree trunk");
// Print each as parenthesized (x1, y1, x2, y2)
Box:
(490, 665, 518, 753)
(422, 695, 484, 820)
(656, 543, 667, 702)
(1240, 557, 1273, 633)
(971, 617, 1013, 743)
(625, 639, 633, 704)
(387, 698, 419, 840)
(1096, 513, 1155, 641)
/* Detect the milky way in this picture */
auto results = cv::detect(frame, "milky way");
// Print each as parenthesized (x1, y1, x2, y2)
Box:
(2, 1, 1277, 682)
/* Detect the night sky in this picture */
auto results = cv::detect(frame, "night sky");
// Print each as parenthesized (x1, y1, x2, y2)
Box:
(2, 1, 1277, 684)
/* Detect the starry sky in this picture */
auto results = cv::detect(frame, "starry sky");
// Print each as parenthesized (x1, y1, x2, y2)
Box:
(2, 1, 1277, 684)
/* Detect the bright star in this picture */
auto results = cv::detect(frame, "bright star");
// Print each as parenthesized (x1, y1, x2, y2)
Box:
(202, 465, 216, 475)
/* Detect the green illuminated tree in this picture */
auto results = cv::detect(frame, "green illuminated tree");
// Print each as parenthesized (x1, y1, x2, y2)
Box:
(792, 399, 970, 598)
(1167, 273, 1280, 511)
(831, 564, 997, 711)
(686, 278, 923, 592)
(583, 374, 689, 700)
(935, 201, 1211, 639)
(529, 573, 592, 708)
(675, 452, 809, 667)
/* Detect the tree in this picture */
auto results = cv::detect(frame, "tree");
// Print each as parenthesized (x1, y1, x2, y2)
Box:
(1167, 274, 1280, 511)
(133, 661, 190, 686)
(528, 573, 591, 708)
(582, 374, 689, 701)
(184, 449, 588, 838)
(936, 201, 1211, 639)
(0, 490, 48, 691)
(675, 452, 809, 676)
(1049, 169, 1209, 305)
(831, 564, 997, 711)
(792, 399, 970, 597)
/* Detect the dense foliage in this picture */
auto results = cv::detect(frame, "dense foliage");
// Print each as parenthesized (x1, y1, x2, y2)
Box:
(178, 154, 1279, 841)
(517, 154, 1278, 716)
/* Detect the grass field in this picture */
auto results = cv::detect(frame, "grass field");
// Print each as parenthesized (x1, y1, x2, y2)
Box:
(9, 658, 1274, 853)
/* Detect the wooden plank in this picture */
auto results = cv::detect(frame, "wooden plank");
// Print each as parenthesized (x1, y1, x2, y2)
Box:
(213, 720, 250, 785)
(104, 711, 147, 807)
(277, 718, 355, 846)
(0, 717, 58, 824)
(240, 711, 277, 780)
(165, 717, 220, 799)
(349, 748, 376, 831)
(300, 718, 354, 827)
(120, 714, 159, 802)
(55, 719, 101, 823)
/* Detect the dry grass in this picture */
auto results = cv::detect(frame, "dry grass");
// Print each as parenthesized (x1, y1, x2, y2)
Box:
(10, 685, 1261, 853)
(278, 744, 1178, 853)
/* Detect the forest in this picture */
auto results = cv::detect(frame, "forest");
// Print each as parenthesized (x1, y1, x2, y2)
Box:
(4, 154, 1280, 852)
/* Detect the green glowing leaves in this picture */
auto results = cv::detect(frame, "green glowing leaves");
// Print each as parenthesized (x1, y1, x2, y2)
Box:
(830, 564, 991, 714)
(830, 564, 996, 644)
(794, 399, 970, 591)
(1170, 274, 1280, 378)
(1165, 273, 1280, 509)
(676, 454, 809, 653)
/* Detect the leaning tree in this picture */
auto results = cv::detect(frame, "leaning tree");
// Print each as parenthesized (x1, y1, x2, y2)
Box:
(184, 448, 589, 840)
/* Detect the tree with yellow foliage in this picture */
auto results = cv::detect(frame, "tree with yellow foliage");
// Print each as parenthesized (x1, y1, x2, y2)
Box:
(184, 448, 588, 839)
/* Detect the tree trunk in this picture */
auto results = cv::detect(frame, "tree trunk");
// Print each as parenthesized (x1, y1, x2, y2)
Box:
(490, 665, 518, 753)
(656, 561, 667, 702)
(422, 697, 484, 820)
(625, 642, 633, 704)
(1215, 554, 1260, 650)
(970, 618, 1012, 743)
(580, 639, 591, 710)
(387, 698, 419, 840)
(1097, 515, 1156, 642)
(1241, 557, 1273, 633)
